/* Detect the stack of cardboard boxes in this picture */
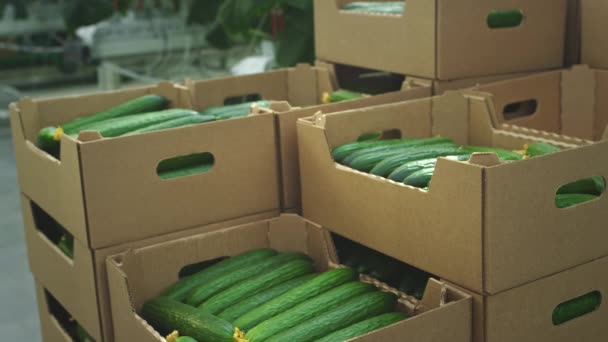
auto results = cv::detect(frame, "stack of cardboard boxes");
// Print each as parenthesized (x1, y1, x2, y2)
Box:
(8, 0, 608, 341)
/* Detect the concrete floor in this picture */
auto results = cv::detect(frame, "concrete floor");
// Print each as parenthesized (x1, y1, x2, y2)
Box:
(0, 124, 42, 341)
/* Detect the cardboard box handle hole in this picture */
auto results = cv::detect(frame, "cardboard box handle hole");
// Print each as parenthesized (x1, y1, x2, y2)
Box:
(552, 291, 602, 326)
(157, 152, 215, 180)
(487, 10, 524, 29)
(502, 99, 537, 121)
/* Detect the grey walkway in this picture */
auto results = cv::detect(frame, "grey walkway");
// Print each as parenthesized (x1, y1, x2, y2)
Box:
(0, 124, 42, 341)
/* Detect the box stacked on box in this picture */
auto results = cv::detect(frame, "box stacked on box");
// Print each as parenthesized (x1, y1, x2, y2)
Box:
(297, 65, 608, 341)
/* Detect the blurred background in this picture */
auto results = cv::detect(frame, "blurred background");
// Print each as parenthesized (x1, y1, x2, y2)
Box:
(0, 0, 315, 119)
(0, 1, 314, 340)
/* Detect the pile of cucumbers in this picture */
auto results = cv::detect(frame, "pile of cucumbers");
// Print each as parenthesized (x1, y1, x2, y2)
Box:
(333, 138, 604, 207)
(35, 94, 270, 159)
(333, 234, 433, 300)
(142, 248, 409, 342)
(342, 2, 405, 15)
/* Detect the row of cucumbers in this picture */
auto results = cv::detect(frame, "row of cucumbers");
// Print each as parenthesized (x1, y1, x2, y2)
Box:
(332, 137, 604, 207)
(143, 248, 409, 342)
(333, 234, 433, 300)
(36, 94, 270, 158)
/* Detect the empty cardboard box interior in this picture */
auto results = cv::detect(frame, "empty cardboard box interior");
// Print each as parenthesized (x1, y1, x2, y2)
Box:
(107, 214, 472, 342)
(298, 78, 608, 295)
(314, 0, 566, 80)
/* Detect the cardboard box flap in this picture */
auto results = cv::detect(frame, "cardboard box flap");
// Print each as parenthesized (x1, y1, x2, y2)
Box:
(287, 64, 327, 105)
(312, 98, 433, 150)
(431, 91, 469, 145)
(562, 65, 596, 140)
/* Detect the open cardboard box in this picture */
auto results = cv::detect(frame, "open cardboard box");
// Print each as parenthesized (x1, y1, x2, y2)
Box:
(456, 255, 608, 342)
(472, 65, 608, 139)
(107, 214, 472, 342)
(314, 0, 566, 80)
(22, 192, 277, 341)
(581, 0, 608, 69)
(10, 82, 280, 249)
(186, 64, 431, 211)
(298, 72, 608, 295)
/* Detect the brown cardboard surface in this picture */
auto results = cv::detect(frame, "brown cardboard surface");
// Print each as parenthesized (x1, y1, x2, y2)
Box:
(450, 256, 608, 342)
(107, 214, 472, 342)
(581, 0, 608, 69)
(23, 190, 278, 341)
(34, 280, 73, 342)
(315, 0, 566, 80)
(185, 64, 431, 210)
(475, 66, 607, 141)
(10, 82, 280, 249)
(298, 75, 608, 294)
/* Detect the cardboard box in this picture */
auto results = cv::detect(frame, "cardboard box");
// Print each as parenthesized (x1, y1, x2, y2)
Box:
(454, 256, 608, 342)
(298, 69, 608, 295)
(186, 64, 431, 211)
(581, 0, 608, 69)
(10, 82, 280, 249)
(472, 65, 608, 140)
(314, 0, 567, 80)
(107, 214, 472, 342)
(22, 192, 278, 341)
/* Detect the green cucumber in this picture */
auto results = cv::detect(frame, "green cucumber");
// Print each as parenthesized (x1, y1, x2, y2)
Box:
(558, 177, 606, 196)
(161, 248, 277, 302)
(199, 101, 271, 118)
(245, 282, 376, 341)
(387, 155, 469, 182)
(552, 291, 602, 325)
(462, 146, 524, 161)
(369, 146, 467, 176)
(218, 274, 317, 322)
(525, 142, 561, 158)
(315, 312, 408, 342)
(75, 324, 95, 342)
(36, 94, 168, 154)
(125, 114, 216, 135)
(342, 2, 404, 15)
(176, 337, 197, 342)
(57, 234, 74, 259)
(185, 252, 310, 306)
(266, 291, 398, 342)
(200, 258, 315, 314)
(141, 297, 233, 342)
(71, 109, 197, 138)
(332, 138, 417, 162)
(323, 89, 365, 104)
(233, 267, 358, 331)
(404, 167, 435, 188)
(342, 137, 453, 166)
(555, 194, 599, 209)
(348, 143, 458, 172)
